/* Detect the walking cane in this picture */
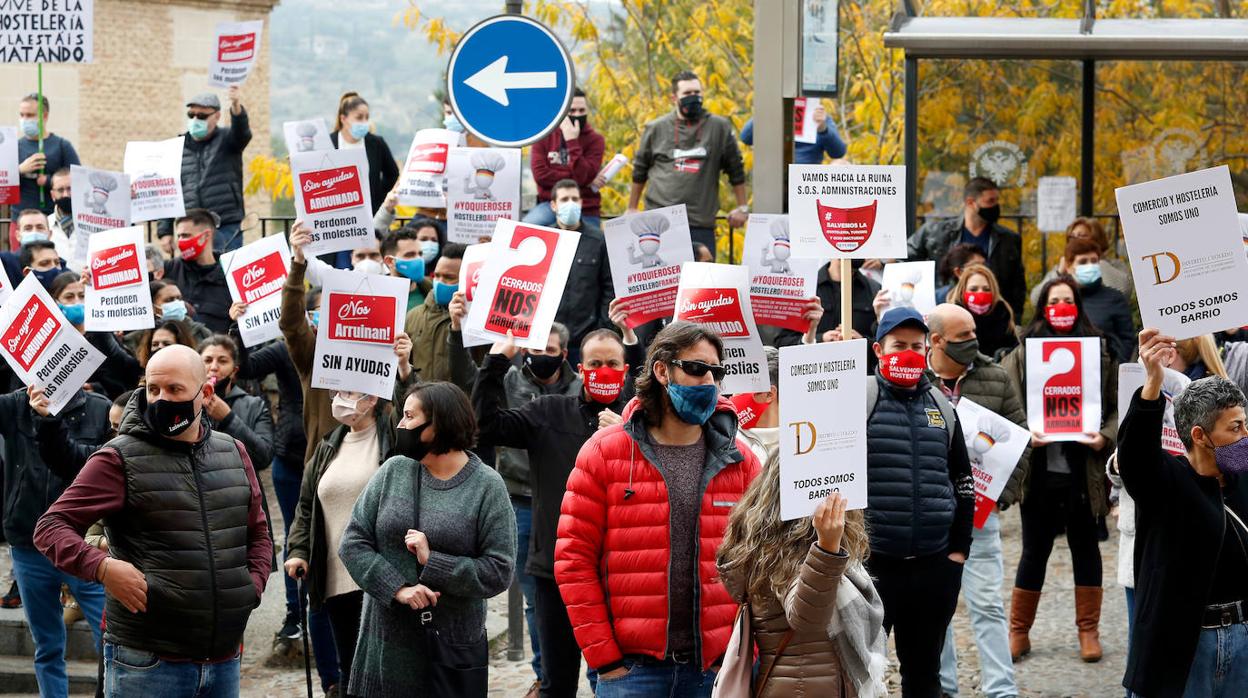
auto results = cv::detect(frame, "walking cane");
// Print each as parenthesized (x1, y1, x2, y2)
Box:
(295, 568, 313, 698)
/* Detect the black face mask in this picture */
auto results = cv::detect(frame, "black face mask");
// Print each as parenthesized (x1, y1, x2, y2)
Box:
(570, 114, 588, 130)
(525, 353, 563, 380)
(54, 197, 72, 215)
(678, 94, 703, 120)
(394, 421, 432, 462)
(977, 203, 1001, 225)
(145, 387, 202, 438)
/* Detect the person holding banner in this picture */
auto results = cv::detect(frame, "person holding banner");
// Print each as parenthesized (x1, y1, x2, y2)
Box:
(556, 322, 762, 694)
(330, 92, 399, 218)
(948, 263, 1018, 360)
(1000, 277, 1117, 664)
(15, 93, 80, 217)
(1, 211, 66, 287)
(164, 209, 234, 332)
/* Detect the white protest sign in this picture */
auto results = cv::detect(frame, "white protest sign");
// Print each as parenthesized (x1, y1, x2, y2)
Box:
(446, 147, 521, 244)
(208, 20, 263, 87)
(1037, 176, 1077, 233)
(1118, 363, 1189, 457)
(84, 226, 152, 332)
(70, 165, 131, 271)
(463, 220, 580, 350)
(0, 276, 104, 415)
(222, 234, 292, 347)
(0, 126, 18, 205)
(290, 148, 373, 257)
(881, 260, 937, 316)
(124, 138, 185, 223)
(282, 118, 332, 155)
(788, 164, 907, 259)
(0, 263, 12, 305)
(0, 0, 93, 63)
(793, 97, 819, 145)
(1025, 337, 1103, 441)
(956, 398, 1029, 529)
(398, 129, 463, 209)
(778, 339, 868, 519)
(674, 262, 768, 394)
(743, 214, 820, 332)
(602, 205, 694, 329)
(311, 269, 408, 399)
(1116, 165, 1248, 340)
(457, 242, 493, 347)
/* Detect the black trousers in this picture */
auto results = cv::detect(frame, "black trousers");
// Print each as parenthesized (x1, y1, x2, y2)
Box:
(323, 589, 364, 695)
(868, 552, 963, 698)
(534, 575, 584, 698)
(1015, 474, 1103, 590)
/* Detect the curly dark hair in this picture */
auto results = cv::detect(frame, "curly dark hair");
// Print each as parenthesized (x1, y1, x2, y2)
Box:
(634, 321, 724, 426)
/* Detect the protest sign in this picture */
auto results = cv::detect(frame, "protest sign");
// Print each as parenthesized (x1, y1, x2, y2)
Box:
(793, 97, 819, 145)
(282, 118, 332, 155)
(788, 164, 907, 259)
(69, 165, 131, 271)
(778, 339, 868, 519)
(0, 265, 13, 305)
(956, 398, 1030, 528)
(463, 220, 580, 350)
(674, 262, 768, 394)
(0, 0, 93, 63)
(222, 234, 292, 347)
(1025, 337, 1103, 441)
(603, 205, 694, 329)
(209, 20, 263, 87)
(397, 129, 463, 209)
(0, 276, 104, 415)
(0, 126, 17, 205)
(445, 147, 521, 244)
(84, 226, 152, 332)
(1118, 363, 1189, 456)
(742, 214, 820, 332)
(124, 138, 184, 223)
(457, 242, 493, 347)
(290, 148, 373, 257)
(881, 260, 937, 316)
(311, 269, 407, 399)
(1037, 176, 1077, 233)
(1116, 165, 1248, 339)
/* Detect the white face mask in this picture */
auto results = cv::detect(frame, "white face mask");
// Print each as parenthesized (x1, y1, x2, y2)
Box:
(353, 259, 385, 276)
(332, 393, 367, 425)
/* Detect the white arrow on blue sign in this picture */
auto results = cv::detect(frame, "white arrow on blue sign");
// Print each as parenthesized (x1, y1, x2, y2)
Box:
(447, 15, 576, 148)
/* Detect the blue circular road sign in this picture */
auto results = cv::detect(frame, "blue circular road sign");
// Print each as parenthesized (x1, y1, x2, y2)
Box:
(447, 15, 576, 148)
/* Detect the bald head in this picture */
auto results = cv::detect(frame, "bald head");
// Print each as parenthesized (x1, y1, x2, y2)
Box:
(144, 343, 210, 441)
(146, 343, 205, 384)
(928, 303, 974, 337)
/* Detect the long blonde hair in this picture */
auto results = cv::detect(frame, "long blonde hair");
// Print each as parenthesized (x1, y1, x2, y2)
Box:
(1176, 335, 1228, 379)
(717, 452, 869, 602)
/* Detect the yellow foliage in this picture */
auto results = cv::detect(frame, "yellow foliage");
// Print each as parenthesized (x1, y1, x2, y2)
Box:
(245, 154, 292, 200)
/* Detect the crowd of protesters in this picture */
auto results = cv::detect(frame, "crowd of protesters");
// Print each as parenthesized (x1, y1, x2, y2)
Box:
(0, 66, 1243, 698)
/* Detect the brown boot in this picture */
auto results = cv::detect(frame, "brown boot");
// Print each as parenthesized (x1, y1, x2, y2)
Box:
(1075, 585, 1103, 662)
(1009, 588, 1041, 660)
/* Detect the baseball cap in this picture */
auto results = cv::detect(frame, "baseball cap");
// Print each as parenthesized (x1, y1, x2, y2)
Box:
(875, 307, 928, 343)
(186, 93, 221, 110)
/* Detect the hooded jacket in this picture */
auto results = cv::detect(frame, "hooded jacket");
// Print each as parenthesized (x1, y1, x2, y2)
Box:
(529, 122, 606, 216)
(555, 396, 762, 671)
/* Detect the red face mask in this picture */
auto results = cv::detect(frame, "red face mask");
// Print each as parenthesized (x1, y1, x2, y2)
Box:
(581, 365, 628, 404)
(963, 291, 994, 316)
(879, 349, 926, 388)
(729, 392, 769, 430)
(1045, 302, 1078, 332)
(177, 231, 209, 261)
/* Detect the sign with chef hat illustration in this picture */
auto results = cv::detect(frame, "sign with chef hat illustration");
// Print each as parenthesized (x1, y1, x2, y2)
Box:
(955, 397, 1030, 528)
(881, 260, 937, 316)
(69, 165, 132, 272)
(603, 205, 694, 328)
(282, 118, 333, 155)
(446, 147, 521, 243)
(1118, 363, 1190, 456)
(742, 214, 820, 332)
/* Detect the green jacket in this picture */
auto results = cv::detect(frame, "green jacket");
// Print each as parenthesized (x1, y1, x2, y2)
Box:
(405, 294, 453, 384)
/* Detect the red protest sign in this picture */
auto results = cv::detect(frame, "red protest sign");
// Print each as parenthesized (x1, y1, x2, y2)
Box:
(233, 251, 286, 304)
(300, 166, 364, 215)
(90, 244, 144, 291)
(817, 199, 878, 253)
(483, 226, 559, 340)
(407, 143, 450, 174)
(327, 293, 397, 345)
(218, 33, 257, 62)
(3, 295, 59, 372)
(676, 287, 750, 339)
(1041, 340, 1084, 435)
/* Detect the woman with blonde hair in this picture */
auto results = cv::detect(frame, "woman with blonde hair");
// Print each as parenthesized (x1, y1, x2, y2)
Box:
(948, 262, 1018, 359)
(717, 454, 887, 698)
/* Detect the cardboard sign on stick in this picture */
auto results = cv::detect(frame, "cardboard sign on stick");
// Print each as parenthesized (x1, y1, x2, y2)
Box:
(788, 164, 907, 259)
(445, 147, 521, 244)
(742, 214, 821, 332)
(398, 129, 464, 209)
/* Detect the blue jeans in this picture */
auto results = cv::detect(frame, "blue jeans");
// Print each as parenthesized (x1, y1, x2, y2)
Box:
(11, 544, 105, 698)
(512, 497, 542, 679)
(939, 511, 1018, 698)
(213, 222, 242, 254)
(594, 659, 716, 698)
(103, 642, 239, 697)
(272, 455, 340, 690)
(1182, 620, 1248, 697)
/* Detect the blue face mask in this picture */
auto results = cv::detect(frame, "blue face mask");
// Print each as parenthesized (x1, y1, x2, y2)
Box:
(556, 200, 582, 228)
(20, 118, 40, 139)
(666, 382, 719, 425)
(59, 303, 85, 326)
(29, 266, 61, 290)
(419, 239, 439, 263)
(309, 310, 320, 327)
(443, 115, 464, 133)
(393, 256, 426, 282)
(349, 122, 370, 140)
(433, 280, 456, 306)
(161, 299, 188, 322)
(20, 231, 49, 245)
(1073, 262, 1102, 286)
(187, 117, 210, 140)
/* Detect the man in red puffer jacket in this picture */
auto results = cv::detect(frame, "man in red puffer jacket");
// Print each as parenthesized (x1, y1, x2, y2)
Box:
(556, 322, 762, 696)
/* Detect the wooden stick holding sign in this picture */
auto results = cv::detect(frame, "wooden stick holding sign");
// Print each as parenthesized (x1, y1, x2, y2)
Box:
(840, 258, 852, 342)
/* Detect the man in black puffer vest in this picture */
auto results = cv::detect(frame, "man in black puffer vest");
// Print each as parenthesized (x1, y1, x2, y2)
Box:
(865, 308, 975, 698)
(35, 344, 272, 695)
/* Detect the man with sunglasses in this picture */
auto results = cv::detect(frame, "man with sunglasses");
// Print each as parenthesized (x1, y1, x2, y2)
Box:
(156, 86, 252, 254)
(556, 321, 762, 696)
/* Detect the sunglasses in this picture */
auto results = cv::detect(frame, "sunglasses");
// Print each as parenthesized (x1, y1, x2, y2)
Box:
(186, 111, 218, 120)
(669, 359, 725, 381)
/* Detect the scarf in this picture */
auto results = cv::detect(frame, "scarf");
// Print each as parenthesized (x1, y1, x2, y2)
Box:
(826, 561, 889, 698)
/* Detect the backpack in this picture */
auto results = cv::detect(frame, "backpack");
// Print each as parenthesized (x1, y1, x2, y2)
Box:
(865, 378, 957, 436)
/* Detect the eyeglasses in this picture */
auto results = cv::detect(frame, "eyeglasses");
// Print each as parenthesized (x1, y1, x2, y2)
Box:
(669, 359, 725, 381)
(186, 111, 217, 120)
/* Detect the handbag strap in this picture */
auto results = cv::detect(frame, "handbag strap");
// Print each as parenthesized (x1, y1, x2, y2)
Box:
(411, 461, 434, 626)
